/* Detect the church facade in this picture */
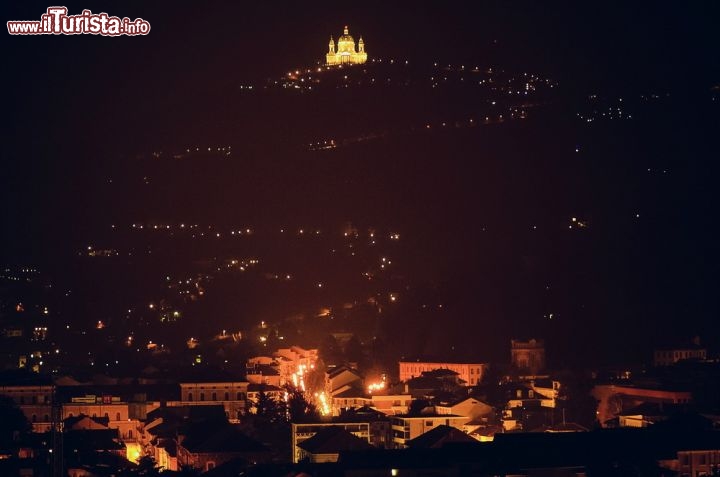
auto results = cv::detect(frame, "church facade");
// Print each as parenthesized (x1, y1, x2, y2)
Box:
(326, 26, 367, 65)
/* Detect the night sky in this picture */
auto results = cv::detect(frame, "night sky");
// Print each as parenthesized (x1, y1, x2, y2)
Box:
(3, 2, 720, 366)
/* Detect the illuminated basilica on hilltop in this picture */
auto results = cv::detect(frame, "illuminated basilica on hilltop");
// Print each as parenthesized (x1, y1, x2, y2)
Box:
(326, 26, 367, 65)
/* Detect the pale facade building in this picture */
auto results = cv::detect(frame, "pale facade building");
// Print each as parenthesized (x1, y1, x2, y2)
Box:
(0, 383, 54, 432)
(390, 414, 468, 448)
(176, 381, 250, 421)
(654, 341, 707, 366)
(398, 361, 486, 386)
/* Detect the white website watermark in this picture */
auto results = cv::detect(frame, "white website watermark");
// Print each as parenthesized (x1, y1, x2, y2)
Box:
(7, 7, 150, 36)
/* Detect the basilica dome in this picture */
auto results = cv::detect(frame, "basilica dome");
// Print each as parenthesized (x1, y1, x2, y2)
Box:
(338, 26, 354, 43)
(326, 25, 367, 65)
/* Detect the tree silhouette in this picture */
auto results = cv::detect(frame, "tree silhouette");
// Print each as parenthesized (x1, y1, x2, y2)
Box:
(344, 335, 364, 366)
(164, 465, 202, 477)
(408, 399, 433, 416)
(136, 456, 162, 476)
(0, 396, 31, 447)
(286, 386, 318, 422)
(253, 385, 286, 423)
(318, 334, 343, 366)
(118, 455, 162, 476)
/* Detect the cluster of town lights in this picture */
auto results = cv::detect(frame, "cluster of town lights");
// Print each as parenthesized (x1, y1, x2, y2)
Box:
(292, 364, 310, 392)
(315, 391, 331, 416)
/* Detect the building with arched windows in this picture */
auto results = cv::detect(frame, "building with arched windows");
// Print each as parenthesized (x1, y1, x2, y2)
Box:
(326, 26, 367, 65)
(511, 338, 546, 376)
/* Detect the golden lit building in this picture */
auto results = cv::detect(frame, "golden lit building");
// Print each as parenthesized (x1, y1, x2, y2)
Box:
(326, 26, 367, 65)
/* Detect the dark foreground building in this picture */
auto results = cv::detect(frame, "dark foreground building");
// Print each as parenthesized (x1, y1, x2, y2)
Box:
(244, 419, 720, 477)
